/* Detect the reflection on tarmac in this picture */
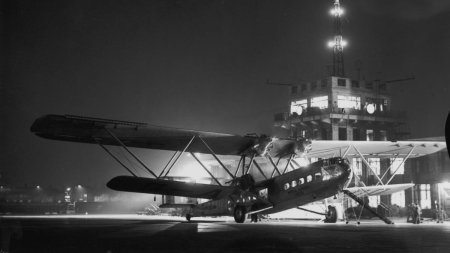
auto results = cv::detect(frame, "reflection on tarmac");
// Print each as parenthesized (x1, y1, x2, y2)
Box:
(1, 214, 450, 252)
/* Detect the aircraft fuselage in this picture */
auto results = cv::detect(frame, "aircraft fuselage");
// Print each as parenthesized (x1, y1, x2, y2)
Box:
(191, 157, 351, 219)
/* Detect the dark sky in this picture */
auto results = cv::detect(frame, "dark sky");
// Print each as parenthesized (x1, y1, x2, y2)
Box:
(1, 0, 450, 188)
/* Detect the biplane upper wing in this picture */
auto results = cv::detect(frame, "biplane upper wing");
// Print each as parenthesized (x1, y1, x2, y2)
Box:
(107, 175, 235, 200)
(306, 140, 446, 159)
(31, 114, 256, 156)
(31, 114, 308, 157)
(344, 183, 414, 198)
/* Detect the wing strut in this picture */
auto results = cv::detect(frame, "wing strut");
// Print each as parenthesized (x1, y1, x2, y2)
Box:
(253, 160, 268, 180)
(104, 128, 158, 178)
(158, 151, 179, 178)
(282, 154, 295, 174)
(95, 140, 137, 177)
(162, 135, 196, 178)
(198, 136, 235, 179)
(233, 156, 245, 178)
(191, 152, 222, 186)
(351, 145, 384, 186)
(267, 155, 282, 178)
(385, 145, 416, 185)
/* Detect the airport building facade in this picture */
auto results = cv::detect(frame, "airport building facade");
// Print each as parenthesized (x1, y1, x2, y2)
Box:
(273, 76, 450, 217)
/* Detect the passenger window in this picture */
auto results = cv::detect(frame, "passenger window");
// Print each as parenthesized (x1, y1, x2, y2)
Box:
(291, 180, 297, 187)
(307, 175, 312, 182)
(299, 178, 305, 185)
(315, 172, 322, 181)
(283, 183, 290, 190)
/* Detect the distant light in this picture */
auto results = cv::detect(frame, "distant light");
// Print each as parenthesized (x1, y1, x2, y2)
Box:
(341, 40, 348, 47)
(367, 104, 376, 114)
(330, 7, 344, 16)
(36, 185, 41, 190)
(66, 187, 71, 191)
(327, 41, 335, 48)
(77, 185, 82, 189)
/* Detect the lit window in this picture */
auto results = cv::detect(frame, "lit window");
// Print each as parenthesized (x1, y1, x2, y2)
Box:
(311, 96, 328, 109)
(366, 129, 373, 141)
(420, 184, 431, 209)
(321, 169, 331, 181)
(390, 158, 404, 175)
(352, 158, 363, 176)
(380, 130, 387, 141)
(291, 180, 297, 188)
(391, 191, 405, 207)
(299, 178, 305, 184)
(337, 95, 361, 110)
(283, 183, 290, 190)
(291, 99, 307, 115)
(368, 195, 380, 207)
(307, 175, 312, 182)
(368, 158, 380, 175)
(315, 172, 322, 181)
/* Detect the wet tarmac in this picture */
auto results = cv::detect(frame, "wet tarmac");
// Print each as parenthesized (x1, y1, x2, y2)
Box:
(1, 215, 449, 253)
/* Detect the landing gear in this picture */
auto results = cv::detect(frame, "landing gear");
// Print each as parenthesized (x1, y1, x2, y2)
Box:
(234, 206, 246, 223)
(324, 205, 337, 223)
(186, 214, 191, 222)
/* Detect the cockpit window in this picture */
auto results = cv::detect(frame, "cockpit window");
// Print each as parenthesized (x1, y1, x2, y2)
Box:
(283, 183, 290, 190)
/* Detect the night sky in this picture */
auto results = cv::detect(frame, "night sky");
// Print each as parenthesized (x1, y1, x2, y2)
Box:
(1, 0, 450, 188)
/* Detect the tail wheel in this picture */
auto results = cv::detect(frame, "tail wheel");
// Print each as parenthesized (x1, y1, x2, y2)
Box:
(324, 206, 337, 223)
(186, 214, 191, 222)
(234, 206, 246, 223)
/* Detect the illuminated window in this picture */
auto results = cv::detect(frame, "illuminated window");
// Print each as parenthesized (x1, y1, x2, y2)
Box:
(368, 158, 380, 175)
(307, 175, 312, 182)
(391, 191, 405, 207)
(337, 95, 361, 110)
(390, 158, 404, 175)
(368, 195, 380, 207)
(420, 184, 431, 209)
(321, 169, 331, 181)
(380, 130, 387, 141)
(311, 96, 328, 109)
(283, 183, 290, 190)
(291, 180, 297, 188)
(299, 178, 305, 185)
(366, 129, 373, 141)
(315, 172, 322, 181)
(352, 158, 363, 176)
(290, 99, 307, 115)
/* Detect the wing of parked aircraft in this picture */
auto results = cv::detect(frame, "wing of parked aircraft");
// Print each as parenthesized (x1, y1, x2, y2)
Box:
(306, 140, 445, 159)
(344, 183, 414, 198)
(107, 175, 234, 199)
(30, 114, 309, 158)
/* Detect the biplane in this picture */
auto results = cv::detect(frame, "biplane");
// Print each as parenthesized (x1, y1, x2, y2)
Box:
(31, 114, 446, 223)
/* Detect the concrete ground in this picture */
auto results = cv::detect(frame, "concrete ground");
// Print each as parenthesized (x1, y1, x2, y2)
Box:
(1, 215, 449, 253)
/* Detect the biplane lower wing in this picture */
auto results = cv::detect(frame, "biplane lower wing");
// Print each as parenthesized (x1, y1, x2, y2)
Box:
(344, 183, 414, 199)
(107, 176, 235, 200)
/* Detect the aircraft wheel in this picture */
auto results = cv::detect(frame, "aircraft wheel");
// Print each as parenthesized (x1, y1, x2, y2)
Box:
(234, 206, 246, 223)
(186, 214, 191, 222)
(324, 205, 337, 223)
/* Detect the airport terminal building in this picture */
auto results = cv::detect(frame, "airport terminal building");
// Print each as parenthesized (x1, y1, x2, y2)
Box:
(273, 75, 450, 216)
